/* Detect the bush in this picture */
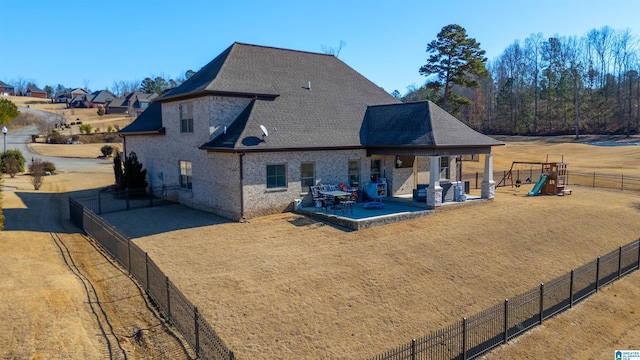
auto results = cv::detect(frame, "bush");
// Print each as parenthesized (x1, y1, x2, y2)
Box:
(2, 157, 20, 178)
(29, 159, 45, 190)
(101, 145, 116, 157)
(40, 160, 56, 174)
(79, 124, 92, 134)
(1, 149, 25, 174)
(97, 106, 105, 116)
(48, 130, 67, 144)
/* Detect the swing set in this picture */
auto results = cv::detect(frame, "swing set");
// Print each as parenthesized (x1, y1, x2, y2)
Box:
(497, 157, 572, 196)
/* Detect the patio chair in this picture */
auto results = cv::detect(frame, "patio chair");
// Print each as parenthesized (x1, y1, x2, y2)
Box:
(310, 185, 328, 212)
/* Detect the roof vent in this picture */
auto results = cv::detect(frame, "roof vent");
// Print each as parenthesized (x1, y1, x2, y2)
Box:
(307, 81, 311, 91)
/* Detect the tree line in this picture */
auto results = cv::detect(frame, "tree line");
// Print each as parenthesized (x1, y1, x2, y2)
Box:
(404, 25, 640, 137)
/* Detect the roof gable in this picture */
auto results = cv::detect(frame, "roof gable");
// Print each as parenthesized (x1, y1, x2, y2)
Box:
(363, 101, 503, 148)
(119, 101, 163, 134)
(193, 43, 400, 150)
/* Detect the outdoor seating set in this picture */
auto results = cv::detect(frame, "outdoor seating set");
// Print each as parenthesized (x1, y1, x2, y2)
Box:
(309, 183, 358, 215)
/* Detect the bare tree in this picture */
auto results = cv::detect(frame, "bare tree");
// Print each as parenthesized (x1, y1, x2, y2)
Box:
(29, 159, 45, 190)
(321, 40, 347, 58)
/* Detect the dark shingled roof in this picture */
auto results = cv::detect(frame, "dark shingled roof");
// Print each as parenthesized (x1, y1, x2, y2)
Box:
(362, 101, 503, 148)
(192, 43, 401, 150)
(122, 42, 501, 151)
(118, 101, 164, 135)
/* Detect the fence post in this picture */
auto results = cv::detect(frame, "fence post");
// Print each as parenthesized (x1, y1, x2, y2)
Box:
(462, 317, 467, 360)
(194, 306, 200, 356)
(503, 299, 509, 343)
(621, 174, 624, 191)
(126, 188, 130, 210)
(411, 338, 416, 360)
(127, 239, 131, 274)
(595, 257, 600, 292)
(618, 246, 623, 279)
(166, 276, 171, 320)
(637, 239, 640, 270)
(98, 191, 102, 215)
(569, 270, 574, 308)
(145, 252, 149, 290)
(539, 283, 545, 324)
(592, 172, 596, 188)
(475, 171, 478, 189)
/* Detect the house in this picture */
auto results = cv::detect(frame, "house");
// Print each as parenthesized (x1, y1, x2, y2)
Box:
(55, 88, 88, 104)
(107, 91, 159, 116)
(0, 81, 15, 96)
(70, 90, 116, 108)
(119, 42, 502, 221)
(26, 85, 47, 98)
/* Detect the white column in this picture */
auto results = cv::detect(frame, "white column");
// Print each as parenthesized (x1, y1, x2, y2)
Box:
(481, 153, 495, 199)
(427, 156, 442, 207)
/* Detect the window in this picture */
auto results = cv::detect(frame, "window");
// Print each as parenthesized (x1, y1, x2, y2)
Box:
(300, 162, 315, 189)
(180, 160, 192, 189)
(348, 160, 360, 188)
(440, 156, 450, 180)
(370, 159, 381, 182)
(180, 103, 193, 133)
(267, 164, 287, 188)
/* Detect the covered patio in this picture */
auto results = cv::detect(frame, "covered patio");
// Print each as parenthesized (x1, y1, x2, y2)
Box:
(295, 191, 487, 230)
(361, 101, 503, 207)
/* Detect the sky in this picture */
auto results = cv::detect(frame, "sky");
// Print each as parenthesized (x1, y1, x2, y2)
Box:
(2, 0, 640, 96)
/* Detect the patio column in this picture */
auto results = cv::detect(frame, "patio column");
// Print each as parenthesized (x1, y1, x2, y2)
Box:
(481, 153, 495, 199)
(427, 156, 442, 207)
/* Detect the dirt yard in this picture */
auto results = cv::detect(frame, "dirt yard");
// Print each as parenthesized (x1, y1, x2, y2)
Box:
(0, 147, 194, 359)
(3, 139, 640, 359)
(97, 140, 640, 359)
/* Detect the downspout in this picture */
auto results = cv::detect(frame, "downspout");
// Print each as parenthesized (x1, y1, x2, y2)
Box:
(118, 133, 127, 158)
(239, 152, 246, 222)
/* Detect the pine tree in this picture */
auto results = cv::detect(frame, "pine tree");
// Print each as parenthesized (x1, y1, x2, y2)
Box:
(419, 24, 489, 115)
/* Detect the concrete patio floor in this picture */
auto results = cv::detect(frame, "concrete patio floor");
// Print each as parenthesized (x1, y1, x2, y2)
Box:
(294, 195, 485, 230)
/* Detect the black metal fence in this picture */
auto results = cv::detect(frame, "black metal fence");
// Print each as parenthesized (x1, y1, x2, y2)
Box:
(71, 185, 181, 215)
(370, 239, 640, 360)
(463, 169, 640, 193)
(69, 197, 235, 360)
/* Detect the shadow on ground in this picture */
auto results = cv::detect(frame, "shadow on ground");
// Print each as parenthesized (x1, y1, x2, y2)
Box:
(100, 204, 232, 239)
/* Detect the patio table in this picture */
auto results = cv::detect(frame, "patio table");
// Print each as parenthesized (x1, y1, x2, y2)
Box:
(319, 190, 352, 210)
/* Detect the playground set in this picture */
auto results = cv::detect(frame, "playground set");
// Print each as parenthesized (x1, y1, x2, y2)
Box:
(497, 158, 572, 196)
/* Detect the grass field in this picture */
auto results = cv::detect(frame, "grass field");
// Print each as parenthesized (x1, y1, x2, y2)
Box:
(4, 126, 640, 358)
(99, 140, 640, 359)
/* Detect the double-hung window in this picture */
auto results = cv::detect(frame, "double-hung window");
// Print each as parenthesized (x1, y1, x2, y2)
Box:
(180, 103, 194, 133)
(348, 160, 360, 188)
(370, 159, 381, 182)
(440, 156, 450, 180)
(180, 160, 192, 189)
(267, 164, 287, 188)
(300, 162, 315, 190)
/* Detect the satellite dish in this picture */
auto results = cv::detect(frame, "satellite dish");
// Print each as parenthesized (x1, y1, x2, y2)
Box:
(260, 124, 269, 137)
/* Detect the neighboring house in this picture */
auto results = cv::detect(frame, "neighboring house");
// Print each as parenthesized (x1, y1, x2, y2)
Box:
(0, 81, 15, 96)
(26, 85, 47, 98)
(119, 42, 502, 221)
(107, 91, 159, 116)
(70, 90, 116, 108)
(55, 88, 88, 104)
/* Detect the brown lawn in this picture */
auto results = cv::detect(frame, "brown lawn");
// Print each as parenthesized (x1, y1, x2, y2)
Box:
(0, 151, 193, 358)
(95, 139, 640, 359)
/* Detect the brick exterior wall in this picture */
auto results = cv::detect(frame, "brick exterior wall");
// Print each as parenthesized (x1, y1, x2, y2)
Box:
(241, 149, 370, 218)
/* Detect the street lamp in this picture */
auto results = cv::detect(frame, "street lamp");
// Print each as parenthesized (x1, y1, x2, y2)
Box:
(2, 126, 7, 153)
